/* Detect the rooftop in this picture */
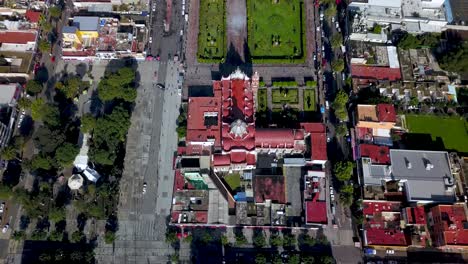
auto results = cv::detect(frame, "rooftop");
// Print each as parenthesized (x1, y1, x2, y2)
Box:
(0, 84, 20, 105)
(254, 175, 286, 204)
(404, 206, 426, 225)
(0, 31, 36, 44)
(25, 10, 41, 23)
(186, 97, 221, 146)
(305, 201, 327, 224)
(72, 16, 100, 31)
(351, 65, 402, 82)
(377, 104, 396, 123)
(390, 149, 454, 202)
(431, 204, 468, 246)
(357, 105, 379, 122)
(359, 144, 390, 164)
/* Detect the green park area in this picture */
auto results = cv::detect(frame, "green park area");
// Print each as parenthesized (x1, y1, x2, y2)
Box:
(272, 88, 298, 104)
(257, 89, 268, 111)
(303, 89, 316, 111)
(247, 0, 304, 62)
(406, 115, 468, 153)
(224, 173, 241, 192)
(197, 0, 226, 62)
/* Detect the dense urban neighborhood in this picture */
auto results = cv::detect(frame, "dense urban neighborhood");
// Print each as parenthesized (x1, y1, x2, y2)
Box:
(0, 0, 466, 263)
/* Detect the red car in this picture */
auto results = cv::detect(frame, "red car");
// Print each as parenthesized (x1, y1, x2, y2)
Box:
(50, 56, 56, 62)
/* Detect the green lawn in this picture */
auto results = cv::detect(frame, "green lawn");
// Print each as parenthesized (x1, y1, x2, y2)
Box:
(197, 0, 226, 61)
(247, 0, 304, 60)
(406, 115, 468, 153)
(272, 88, 298, 104)
(303, 89, 316, 111)
(257, 89, 268, 111)
(224, 173, 240, 192)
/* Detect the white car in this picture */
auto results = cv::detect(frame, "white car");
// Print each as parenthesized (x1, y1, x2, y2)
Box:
(2, 224, 9, 234)
(0, 202, 4, 213)
(332, 16, 335, 23)
(152, 4, 156, 12)
(316, 26, 320, 32)
(149, 37, 153, 44)
(386, 249, 395, 255)
(142, 182, 147, 194)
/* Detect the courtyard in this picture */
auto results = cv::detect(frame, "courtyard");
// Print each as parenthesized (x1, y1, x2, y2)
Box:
(247, 0, 305, 62)
(406, 115, 468, 153)
(198, 0, 226, 61)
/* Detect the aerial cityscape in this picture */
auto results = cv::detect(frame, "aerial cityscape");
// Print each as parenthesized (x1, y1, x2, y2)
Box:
(0, 0, 466, 263)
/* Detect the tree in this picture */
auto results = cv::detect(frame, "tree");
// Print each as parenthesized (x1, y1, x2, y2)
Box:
(438, 42, 468, 73)
(272, 254, 283, 264)
(39, 253, 52, 262)
(283, 233, 296, 248)
(255, 254, 267, 264)
(183, 234, 193, 243)
(331, 33, 342, 48)
(49, 6, 61, 19)
(289, 253, 300, 264)
(48, 230, 64, 241)
(81, 114, 97, 133)
(235, 232, 247, 246)
(12, 230, 26, 241)
(31, 154, 53, 170)
(38, 39, 51, 53)
(1, 146, 17, 160)
(332, 59, 345, 72)
(409, 97, 419, 106)
(332, 90, 348, 121)
(319, 256, 335, 264)
(165, 229, 178, 244)
(302, 256, 315, 264)
(31, 229, 48, 240)
(34, 126, 65, 153)
(104, 230, 116, 244)
(221, 234, 229, 246)
(55, 143, 79, 167)
(97, 67, 137, 102)
(252, 231, 266, 248)
(25, 80, 43, 95)
(48, 206, 66, 222)
(70, 230, 85, 243)
(334, 161, 353, 182)
(340, 184, 354, 206)
(31, 98, 45, 120)
(270, 233, 283, 247)
(17, 97, 32, 109)
(176, 126, 186, 139)
(70, 251, 83, 261)
(40, 21, 53, 33)
(372, 24, 382, 34)
(335, 123, 348, 137)
(325, 4, 337, 17)
(31, 100, 60, 126)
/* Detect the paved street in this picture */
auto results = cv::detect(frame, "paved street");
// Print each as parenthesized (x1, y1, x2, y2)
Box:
(93, 59, 183, 263)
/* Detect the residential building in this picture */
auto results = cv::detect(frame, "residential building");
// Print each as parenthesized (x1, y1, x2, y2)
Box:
(62, 16, 147, 60)
(361, 149, 456, 204)
(428, 204, 468, 249)
(0, 83, 22, 147)
(354, 104, 399, 146)
(349, 0, 450, 35)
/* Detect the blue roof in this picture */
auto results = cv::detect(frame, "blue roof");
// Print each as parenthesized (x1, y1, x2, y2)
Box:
(72, 16, 99, 31)
(62, 26, 78, 34)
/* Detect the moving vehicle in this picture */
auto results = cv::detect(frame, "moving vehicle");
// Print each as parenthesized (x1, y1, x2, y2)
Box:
(149, 37, 153, 44)
(142, 182, 147, 194)
(364, 248, 376, 255)
(2, 224, 9, 234)
(0, 202, 4, 213)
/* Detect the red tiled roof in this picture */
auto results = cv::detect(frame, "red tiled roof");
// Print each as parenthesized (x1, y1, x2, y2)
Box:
(230, 151, 246, 163)
(255, 129, 296, 148)
(0, 31, 36, 44)
(351, 65, 402, 82)
(311, 132, 327, 161)
(405, 206, 426, 225)
(171, 211, 180, 223)
(186, 97, 221, 146)
(359, 144, 390, 164)
(25, 10, 41, 23)
(366, 228, 409, 246)
(195, 211, 208, 223)
(377, 104, 396, 123)
(174, 170, 185, 191)
(254, 175, 286, 203)
(177, 146, 186, 155)
(306, 201, 327, 224)
(246, 153, 256, 165)
(431, 204, 468, 246)
(363, 201, 401, 215)
(213, 154, 230, 166)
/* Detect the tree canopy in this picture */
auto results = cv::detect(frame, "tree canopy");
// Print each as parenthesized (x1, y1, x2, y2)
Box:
(97, 67, 137, 102)
(31, 154, 54, 171)
(17, 97, 32, 109)
(438, 42, 468, 73)
(334, 161, 353, 182)
(55, 143, 79, 167)
(81, 114, 97, 133)
(332, 59, 345, 72)
(331, 33, 342, 48)
(38, 39, 51, 53)
(55, 77, 88, 99)
(90, 106, 131, 165)
(26, 80, 43, 95)
(49, 6, 61, 19)
(31, 100, 60, 127)
(324, 4, 337, 17)
(332, 89, 348, 121)
(34, 126, 65, 154)
(397, 32, 440, 50)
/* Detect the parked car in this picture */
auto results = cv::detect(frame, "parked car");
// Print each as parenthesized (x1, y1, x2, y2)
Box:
(0, 202, 4, 213)
(142, 182, 147, 194)
(2, 224, 9, 234)
(364, 248, 376, 255)
(386, 249, 395, 255)
(149, 37, 153, 44)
